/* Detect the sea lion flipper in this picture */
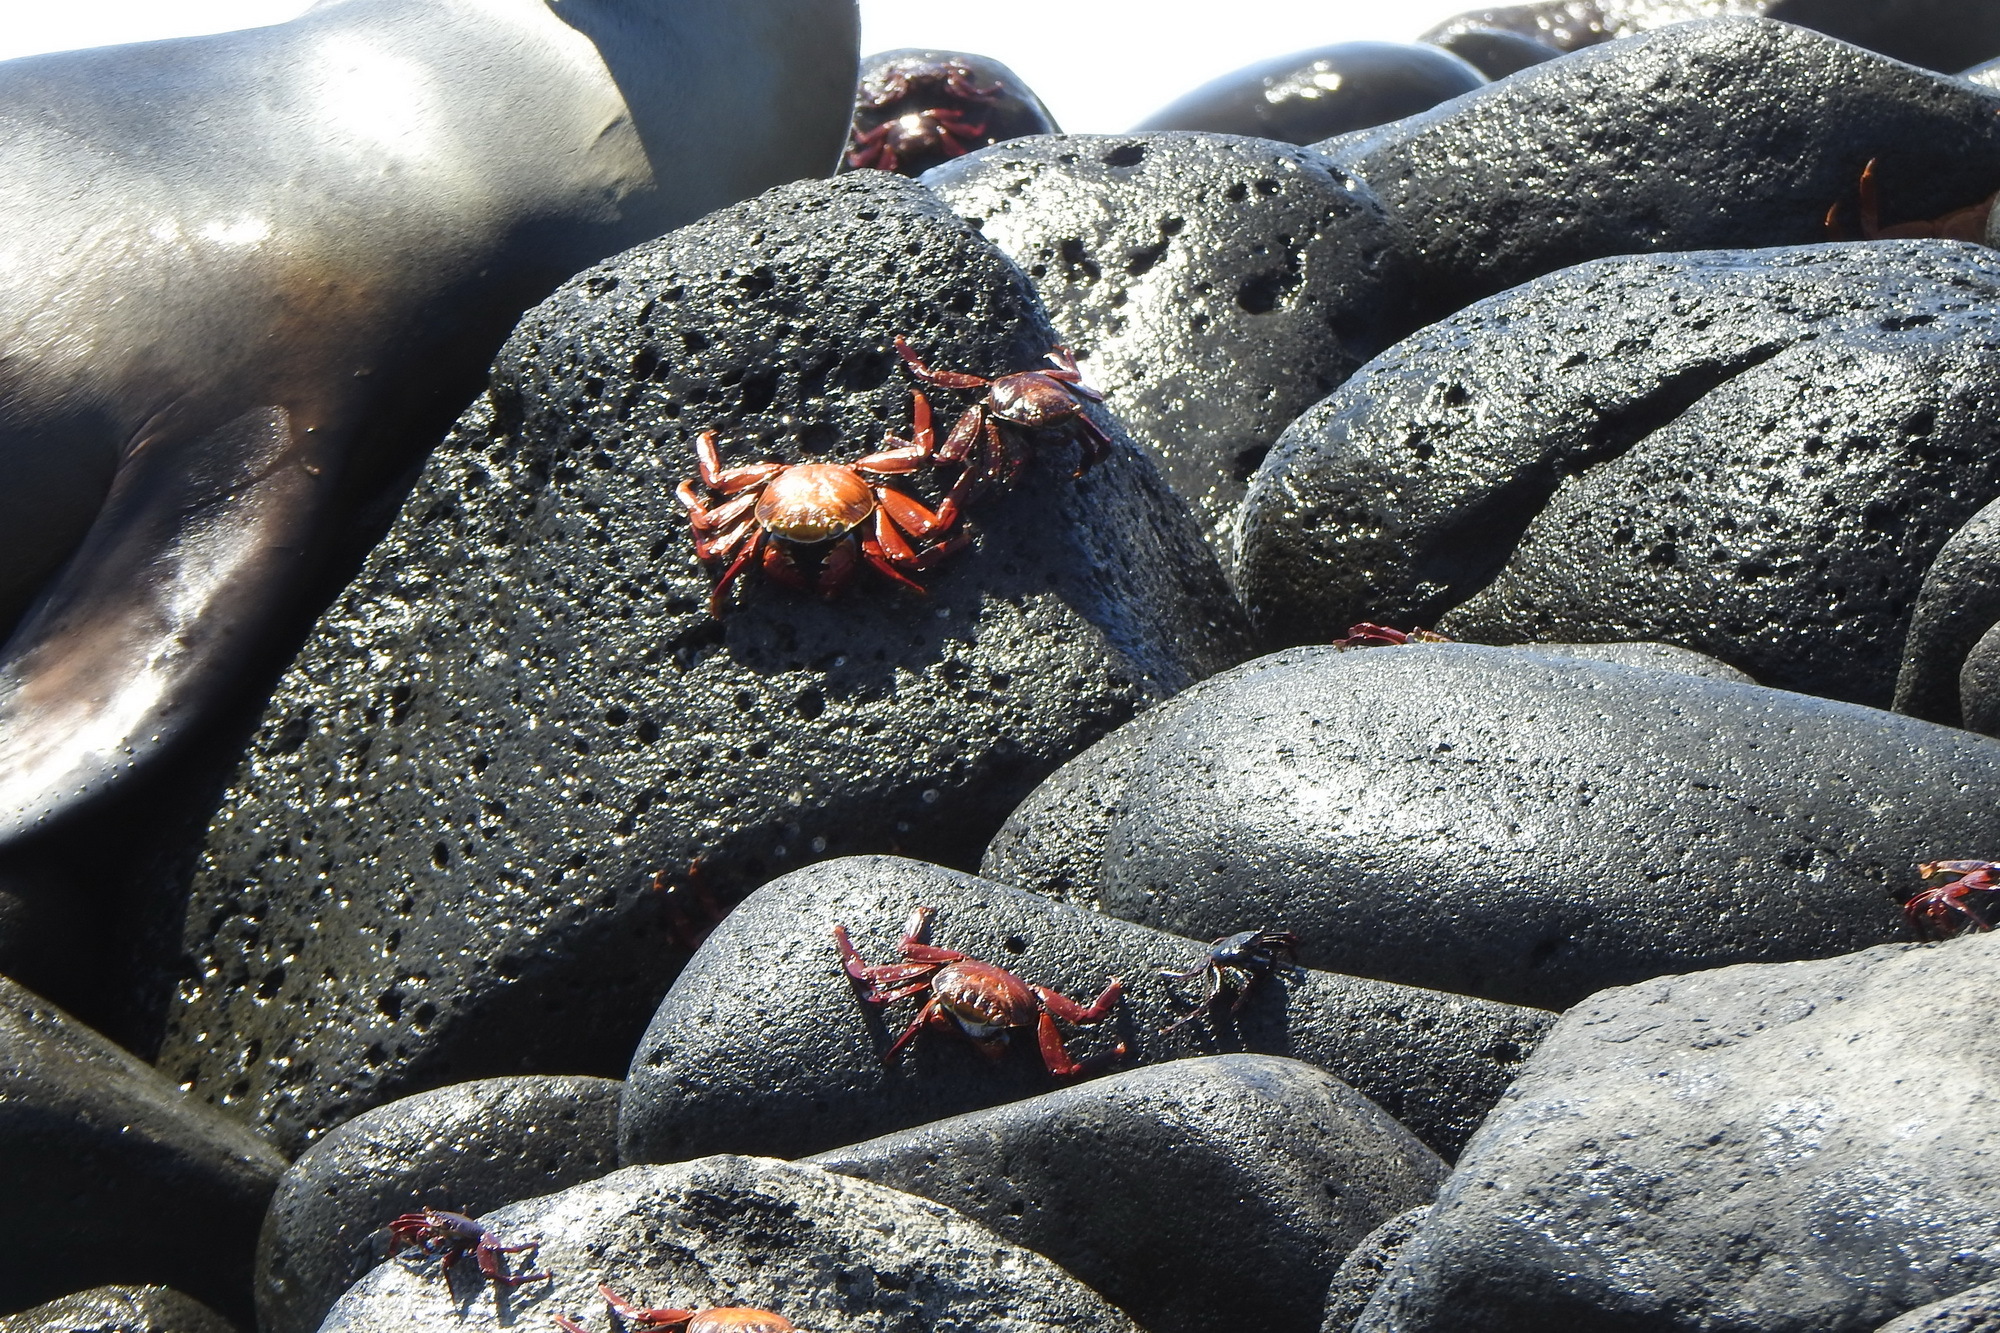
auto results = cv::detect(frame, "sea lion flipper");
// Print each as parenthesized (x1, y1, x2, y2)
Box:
(0, 405, 334, 844)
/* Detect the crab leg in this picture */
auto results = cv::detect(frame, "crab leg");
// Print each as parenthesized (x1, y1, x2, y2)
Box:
(1033, 978, 1124, 1024)
(894, 336, 992, 390)
(708, 530, 765, 616)
(695, 431, 784, 493)
(882, 995, 948, 1064)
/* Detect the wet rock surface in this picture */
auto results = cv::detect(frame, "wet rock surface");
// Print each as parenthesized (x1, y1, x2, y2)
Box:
(1420, 26, 1562, 79)
(811, 1054, 1444, 1333)
(0, 1289, 235, 1333)
(0, 977, 285, 1321)
(155, 170, 1247, 1154)
(619, 856, 1552, 1163)
(255, 1075, 620, 1333)
(1236, 242, 2000, 705)
(1895, 496, 2000, 731)
(1321, 1206, 1430, 1333)
(320, 1155, 1140, 1333)
(1326, 19, 2000, 325)
(982, 644, 2000, 1012)
(1355, 933, 2000, 1333)
(1130, 42, 1487, 143)
(925, 132, 1406, 549)
(1878, 1283, 2000, 1333)
(1422, 1, 2000, 71)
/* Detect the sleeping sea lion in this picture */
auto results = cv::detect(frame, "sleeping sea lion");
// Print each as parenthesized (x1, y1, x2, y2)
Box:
(0, 0, 859, 845)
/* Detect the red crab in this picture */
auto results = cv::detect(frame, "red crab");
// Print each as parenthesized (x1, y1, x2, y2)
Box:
(385, 1207, 549, 1287)
(1904, 859, 2000, 938)
(1158, 928, 1305, 1036)
(676, 427, 973, 616)
(1333, 623, 1451, 648)
(834, 905, 1126, 1076)
(846, 57, 1003, 174)
(894, 337, 1113, 489)
(558, 1284, 795, 1333)
(1824, 158, 1997, 243)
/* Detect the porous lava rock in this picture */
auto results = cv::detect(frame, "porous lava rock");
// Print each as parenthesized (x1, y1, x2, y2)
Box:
(0, 1289, 234, 1333)
(979, 640, 1749, 912)
(1353, 933, 2000, 1333)
(0, 977, 285, 1321)
(319, 1155, 1140, 1333)
(979, 644, 2000, 1013)
(1420, 1, 2000, 71)
(1326, 19, 2000, 325)
(925, 133, 1406, 549)
(1877, 1283, 2000, 1333)
(1321, 1207, 1429, 1333)
(156, 170, 1248, 1154)
(1235, 242, 2000, 705)
(811, 1054, 1444, 1333)
(1129, 43, 1486, 143)
(618, 856, 1552, 1163)
(255, 1075, 621, 1333)
(1895, 495, 2000, 731)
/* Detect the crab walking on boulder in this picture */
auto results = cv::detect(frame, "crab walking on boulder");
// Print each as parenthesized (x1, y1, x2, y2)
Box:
(384, 1207, 548, 1288)
(835, 906, 1126, 1076)
(894, 337, 1114, 488)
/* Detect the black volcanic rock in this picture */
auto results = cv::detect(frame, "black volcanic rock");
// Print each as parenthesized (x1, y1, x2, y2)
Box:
(0, 977, 285, 1321)
(1354, 934, 2000, 1333)
(1422, 27, 1564, 79)
(1130, 43, 1486, 143)
(925, 133, 1406, 548)
(1327, 19, 2000, 325)
(1418, 1, 2000, 71)
(1235, 242, 2000, 706)
(619, 857, 1553, 1163)
(155, 170, 1248, 1154)
(319, 1156, 1140, 1333)
(1322, 1207, 1429, 1333)
(811, 1054, 1445, 1333)
(978, 644, 2000, 1013)
(1895, 495, 2000, 731)
(1878, 1282, 2000, 1333)
(0, 1289, 234, 1333)
(255, 1076, 621, 1333)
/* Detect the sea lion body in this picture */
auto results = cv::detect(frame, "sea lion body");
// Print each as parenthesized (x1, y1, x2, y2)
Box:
(0, 0, 859, 842)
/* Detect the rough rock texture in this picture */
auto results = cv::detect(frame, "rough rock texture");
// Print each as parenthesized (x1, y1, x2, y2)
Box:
(156, 170, 1248, 1154)
(620, 857, 1552, 1163)
(812, 1054, 1444, 1333)
(319, 1156, 1140, 1333)
(1895, 496, 2000, 730)
(1326, 19, 2000, 325)
(1354, 933, 2000, 1333)
(0, 1289, 234, 1333)
(979, 644, 2000, 1012)
(1129, 43, 1486, 143)
(1322, 1207, 1430, 1333)
(255, 1075, 620, 1333)
(979, 641, 1749, 912)
(1877, 1282, 2000, 1333)
(0, 977, 285, 1321)
(925, 133, 1406, 549)
(1235, 242, 2000, 706)
(1420, 1, 2000, 71)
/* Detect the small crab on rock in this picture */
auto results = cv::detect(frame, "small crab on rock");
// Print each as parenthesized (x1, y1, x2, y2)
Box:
(1903, 859, 2000, 938)
(1158, 928, 1306, 1036)
(557, 1283, 797, 1333)
(385, 1207, 549, 1287)
(676, 426, 974, 616)
(834, 905, 1126, 1076)
(1334, 623, 1451, 649)
(895, 337, 1113, 490)
(846, 56, 1004, 174)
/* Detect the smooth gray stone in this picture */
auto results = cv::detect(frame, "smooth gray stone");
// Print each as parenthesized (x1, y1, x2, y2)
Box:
(1130, 42, 1486, 143)
(319, 1156, 1141, 1333)
(1877, 1281, 2000, 1333)
(981, 644, 2000, 1012)
(1235, 242, 2000, 706)
(255, 1076, 620, 1333)
(926, 132, 1406, 551)
(812, 1054, 1444, 1333)
(1424, 27, 1564, 79)
(0, 1290, 232, 1333)
(1502, 641, 1755, 682)
(158, 169, 1248, 1154)
(1326, 20, 2000, 325)
(620, 856, 1552, 1163)
(1322, 1207, 1430, 1333)
(0, 977, 285, 1321)
(1356, 933, 2000, 1333)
